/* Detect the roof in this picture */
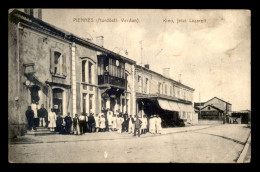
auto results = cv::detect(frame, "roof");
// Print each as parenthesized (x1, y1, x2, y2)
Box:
(200, 104, 224, 112)
(195, 97, 231, 106)
(9, 9, 136, 65)
(136, 65, 195, 91)
(204, 97, 232, 105)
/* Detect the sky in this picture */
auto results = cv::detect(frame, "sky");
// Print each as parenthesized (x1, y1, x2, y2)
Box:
(42, 9, 251, 111)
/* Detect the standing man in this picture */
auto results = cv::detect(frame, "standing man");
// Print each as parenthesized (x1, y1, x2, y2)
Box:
(123, 113, 128, 132)
(37, 104, 47, 127)
(73, 114, 80, 135)
(88, 113, 95, 133)
(133, 115, 142, 137)
(25, 106, 34, 131)
(79, 112, 86, 135)
(31, 103, 38, 130)
(56, 114, 63, 133)
(64, 112, 72, 134)
(48, 109, 56, 132)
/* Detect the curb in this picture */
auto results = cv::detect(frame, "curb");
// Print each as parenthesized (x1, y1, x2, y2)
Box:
(237, 132, 251, 163)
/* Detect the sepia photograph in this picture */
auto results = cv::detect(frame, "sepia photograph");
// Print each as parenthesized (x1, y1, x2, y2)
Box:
(8, 8, 251, 163)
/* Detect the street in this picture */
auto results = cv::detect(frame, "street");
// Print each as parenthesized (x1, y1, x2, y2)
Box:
(8, 124, 251, 163)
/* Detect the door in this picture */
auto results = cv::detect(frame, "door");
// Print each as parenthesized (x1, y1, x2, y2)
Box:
(53, 88, 63, 116)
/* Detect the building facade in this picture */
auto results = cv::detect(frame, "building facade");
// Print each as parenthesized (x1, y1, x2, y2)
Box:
(135, 65, 196, 127)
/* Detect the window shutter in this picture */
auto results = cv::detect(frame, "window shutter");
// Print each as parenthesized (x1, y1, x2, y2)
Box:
(62, 53, 67, 77)
(50, 49, 54, 74)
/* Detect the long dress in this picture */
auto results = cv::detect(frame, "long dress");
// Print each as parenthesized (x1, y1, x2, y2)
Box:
(141, 118, 147, 130)
(94, 116, 100, 128)
(48, 111, 56, 128)
(107, 111, 113, 129)
(157, 117, 162, 133)
(116, 117, 124, 132)
(112, 116, 117, 129)
(149, 117, 155, 134)
(99, 117, 106, 129)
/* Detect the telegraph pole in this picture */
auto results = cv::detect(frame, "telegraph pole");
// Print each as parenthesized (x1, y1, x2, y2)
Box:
(140, 40, 143, 65)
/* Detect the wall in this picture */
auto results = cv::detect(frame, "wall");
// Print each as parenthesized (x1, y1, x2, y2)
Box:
(8, 16, 73, 137)
(74, 43, 97, 115)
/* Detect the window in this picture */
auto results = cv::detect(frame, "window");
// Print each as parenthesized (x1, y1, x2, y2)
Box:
(88, 61, 93, 84)
(144, 78, 149, 94)
(54, 52, 61, 75)
(165, 85, 167, 95)
(177, 88, 180, 98)
(82, 61, 86, 82)
(82, 59, 94, 84)
(138, 76, 142, 93)
(50, 49, 66, 77)
(170, 86, 172, 96)
(107, 58, 125, 78)
(82, 93, 87, 114)
(89, 94, 93, 114)
(158, 82, 162, 94)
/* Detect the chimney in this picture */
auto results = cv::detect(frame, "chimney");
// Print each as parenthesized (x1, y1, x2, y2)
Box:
(144, 64, 149, 69)
(24, 8, 42, 20)
(163, 68, 170, 78)
(96, 36, 104, 47)
(178, 74, 182, 83)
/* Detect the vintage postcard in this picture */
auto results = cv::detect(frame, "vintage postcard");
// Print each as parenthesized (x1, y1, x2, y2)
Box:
(8, 9, 251, 163)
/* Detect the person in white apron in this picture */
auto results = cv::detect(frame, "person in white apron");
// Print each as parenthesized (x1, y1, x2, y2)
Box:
(141, 115, 148, 134)
(48, 109, 56, 132)
(99, 115, 106, 132)
(149, 115, 155, 134)
(156, 115, 162, 134)
(94, 114, 100, 132)
(116, 114, 124, 133)
(107, 110, 113, 132)
(128, 115, 134, 134)
(112, 114, 117, 131)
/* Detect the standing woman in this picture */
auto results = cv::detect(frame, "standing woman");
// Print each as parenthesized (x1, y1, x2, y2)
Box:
(156, 115, 162, 134)
(149, 115, 155, 134)
(141, 115, 148, 134)
(116, 114, 124, 133)
(112, 114, 117, 131)
(48, 109, 57, 132)
(94, 114, 100, 132)
(99, 115, 106, 132)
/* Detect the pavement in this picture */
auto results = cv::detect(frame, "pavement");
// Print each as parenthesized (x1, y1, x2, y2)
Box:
(8, 124, 215, 145)
(8, 124, 251, 163)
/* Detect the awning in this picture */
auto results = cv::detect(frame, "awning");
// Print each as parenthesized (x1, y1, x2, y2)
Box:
(158, 99, 180, 112)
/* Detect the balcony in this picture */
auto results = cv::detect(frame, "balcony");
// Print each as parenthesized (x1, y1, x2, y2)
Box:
(98, 74, 126, 89)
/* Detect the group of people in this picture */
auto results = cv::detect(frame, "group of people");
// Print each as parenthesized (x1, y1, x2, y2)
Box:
(25, 106, 162, 137)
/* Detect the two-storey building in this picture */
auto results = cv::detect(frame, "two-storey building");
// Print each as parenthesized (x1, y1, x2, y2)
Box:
(135, 65, 196, 127)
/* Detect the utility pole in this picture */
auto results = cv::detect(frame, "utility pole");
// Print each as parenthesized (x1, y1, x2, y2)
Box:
(140, 40, 143, 65)
(199, 92, 201, 118)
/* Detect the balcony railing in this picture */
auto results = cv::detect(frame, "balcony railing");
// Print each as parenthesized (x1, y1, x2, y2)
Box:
(98, 74, 126, 89)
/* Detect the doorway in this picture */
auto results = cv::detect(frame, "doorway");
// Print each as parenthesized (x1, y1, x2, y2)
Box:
(52, 88, 64, 116)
